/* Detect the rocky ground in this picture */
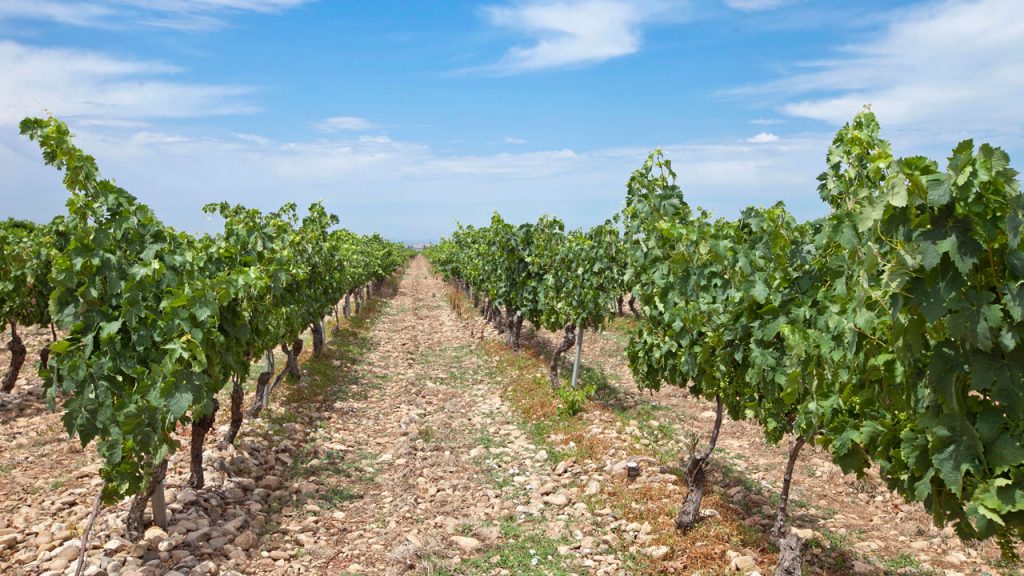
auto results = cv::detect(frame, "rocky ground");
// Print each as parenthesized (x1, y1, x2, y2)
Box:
(0, 256, 1020, 576)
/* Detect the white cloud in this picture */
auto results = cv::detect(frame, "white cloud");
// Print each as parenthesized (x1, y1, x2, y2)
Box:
(76, 118, 150, 129)
(723, 0, 794, 11)
(479, 0, 687, 74)
(120, 0, 310, 12)
(0, 0, 314, 30)
(232, 132, 272, 146)
(0, 0, 116, 26)
(750, 118, 785, 125)
(741, 0, 1024, 141)
(313, 116, 376, 132)
(745, 132, 779, 143)
(504, 137, 527, 144)
(0, 41, 256, 126)
(0, 119, 830, 243)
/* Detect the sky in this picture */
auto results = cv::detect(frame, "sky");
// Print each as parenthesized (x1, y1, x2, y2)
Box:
(0, 0, 1022, 243)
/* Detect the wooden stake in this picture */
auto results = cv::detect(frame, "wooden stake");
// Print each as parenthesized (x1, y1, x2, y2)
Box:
(151, 480, 167, 530)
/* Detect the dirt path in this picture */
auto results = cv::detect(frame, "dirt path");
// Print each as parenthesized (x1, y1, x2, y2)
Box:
(316, 254, 619, 575)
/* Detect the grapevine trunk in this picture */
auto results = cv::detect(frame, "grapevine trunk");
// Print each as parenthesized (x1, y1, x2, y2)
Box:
(285, 339, 303, 380)
(512, 312, 524, 351)
(187, 398, 220, 489)
(504, 306, 515, 347)
(126, 459, 169, 541)
(772, 435, 808, 540)
(39, 340, 51, 372)
(2, 322, 26, 393)
(675, 395, 724, 532)
(247, 352, 276, 419)
(222, 376, 244, 447)
(774, 532, 804, 576)
(548, 323, 577, 390)
(311, 321, 325, 357)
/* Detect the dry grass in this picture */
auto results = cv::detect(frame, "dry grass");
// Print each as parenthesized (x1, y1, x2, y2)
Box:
(440, 284, 824, 574)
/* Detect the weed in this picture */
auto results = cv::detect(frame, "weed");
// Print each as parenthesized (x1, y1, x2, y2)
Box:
(882, 553, 921, 571)
(416, 425, 436, 443)
(319, 487, 362, 508)
(434, 516, 578, 575)
(556, 382, 595, 416)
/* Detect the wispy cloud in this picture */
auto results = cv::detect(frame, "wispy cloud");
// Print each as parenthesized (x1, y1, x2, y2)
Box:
(0, 0, 315, 30)
(0, 0, 116, 27)
(504, 137, 527, 144)
(750, 118, 785, 125)
(723, 0, 795, 11)
(735, 0, 1024, 141)
(745, 132, 779, 143)
(313, 116, 376, 133)
(0, 40, 256, 126)
(478, 0, 688, 74)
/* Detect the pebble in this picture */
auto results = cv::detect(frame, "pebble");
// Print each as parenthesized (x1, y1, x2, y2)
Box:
(731, 555, 757, 571)
(542, 493, 569, 507)
(450, 535, 482, 553)
(644, 545, 670, 560)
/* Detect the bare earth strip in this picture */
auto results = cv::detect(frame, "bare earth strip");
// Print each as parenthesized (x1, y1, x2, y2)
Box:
(318, 254, 616, 575)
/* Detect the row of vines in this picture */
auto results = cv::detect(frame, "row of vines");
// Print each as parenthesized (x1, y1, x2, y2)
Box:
(426, 212, 630, 403)
(0, 116, 412, 541)
(426, 110, 1024, 569)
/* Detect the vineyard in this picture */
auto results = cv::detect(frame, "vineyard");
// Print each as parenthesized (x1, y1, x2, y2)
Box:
(1, 110, 1023, 576)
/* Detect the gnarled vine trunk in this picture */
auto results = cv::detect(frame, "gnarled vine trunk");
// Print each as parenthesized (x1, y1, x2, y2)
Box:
(2, 322, 26, 393)
(343, 292, 351, 318)
(222, 375, 245, 447)
(504, 306, 516, 347)
(627, 295, 639, 316)
(332, 305, 341, 335)
(774, 532, 803, 576)
(771, 435, 808, 540)
(285, 339, 302, 379)
(311, 321, 325, 357)
(616, 296, 624, 316)
(247, 352, 276, 419)
(187, 398, 219, 489)
(492, 304, 506, 334)
(126, 459, 168, 541)
(39, 340, 51, 371)
(548, 323, 577, 390)
(512, 312, 524, 351)
(676, 395, 724, 532)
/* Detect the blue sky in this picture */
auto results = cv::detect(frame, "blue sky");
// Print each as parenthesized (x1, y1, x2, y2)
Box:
(1, 0, 1022, 242)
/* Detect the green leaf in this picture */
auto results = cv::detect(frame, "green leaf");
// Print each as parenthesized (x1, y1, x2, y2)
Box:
(926, 414, 984, 497)
(926, 175, 952, 206)
(49, 340, 72, 354)
(99, 319, 122, 340)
